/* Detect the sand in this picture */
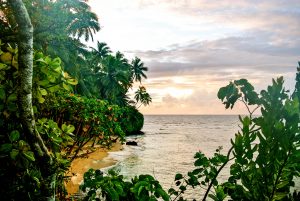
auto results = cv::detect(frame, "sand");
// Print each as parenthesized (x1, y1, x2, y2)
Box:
(65, 142, 123, 196)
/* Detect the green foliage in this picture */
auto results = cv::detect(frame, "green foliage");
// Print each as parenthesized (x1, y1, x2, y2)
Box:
(36, 118, 74, 153)
(0, 42, 77, 116)
(28, 0, 99, 68)
(97, 53, 133, 104)
(167, 68, 300, 201)
(135, 85, 152, 108)
(217, 78, 259, 109)
(0, 42, 76, 199)
(43, 93, 126, 150)
(0, 41, 145, 200)
(33, 51, 78, 103)
(168, 147, 230, 201)
(81, 169, 169, 201)
(131, 57, 148, 83)
(1, 1, 151, 199)
(168, 66, 300, 201)
(219, 76, 300, 200)
(1, 0, 152, 108)
(120, 106, 144, 134)
(76, 43, 151, 107)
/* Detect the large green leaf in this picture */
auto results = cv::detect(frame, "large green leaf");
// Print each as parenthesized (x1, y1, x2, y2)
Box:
(39, 88, 47, 96)
(63, 83, 72, 91)
(10, 149, 19, 160)
(66, 78, 78, 85)
(156, 188, 169, 201)
(7, 93, 17, 102)
(0, 63, 8, 70)
(62, 124, 75, 133)
(23, 151, 35, 162)
(37, 79, 49, 86)
(9, 130, 20, 142)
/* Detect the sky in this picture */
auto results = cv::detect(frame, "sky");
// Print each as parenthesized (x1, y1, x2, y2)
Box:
(88, 0, 300, 115)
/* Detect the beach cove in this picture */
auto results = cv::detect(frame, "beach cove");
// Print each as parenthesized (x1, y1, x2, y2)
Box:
(65, 142, 123, 196)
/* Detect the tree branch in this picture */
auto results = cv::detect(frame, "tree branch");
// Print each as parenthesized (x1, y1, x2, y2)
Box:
(202, 146, 234, 201)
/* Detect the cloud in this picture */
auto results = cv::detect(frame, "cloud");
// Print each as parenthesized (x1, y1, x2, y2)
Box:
(140, 87, 250, 115)
(137, 0, 300, 33)
(90, 0, 300, 52)
(133, 35, 299, 78)
(136, 34, 299, 114)
(89, 0, 300, 114)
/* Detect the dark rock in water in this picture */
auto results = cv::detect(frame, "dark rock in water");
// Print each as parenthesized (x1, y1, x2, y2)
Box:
(136, 130, 145, 135)
(126, 141, 138, 146)
(95, 169, 103, 176)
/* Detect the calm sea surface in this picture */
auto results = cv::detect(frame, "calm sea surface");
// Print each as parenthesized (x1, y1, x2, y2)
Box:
(106, 115, 240, 199)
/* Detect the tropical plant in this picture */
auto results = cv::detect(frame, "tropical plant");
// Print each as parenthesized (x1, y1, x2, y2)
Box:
(91, 41, 112, 60)
(0, 0, 100, 74)
(28, 0, 99, 51)
(98, 53, 132, 105)
(131, 56, 148, 83)
(135, 85, 152, 108)
(169, 65, 300, 200)
(119, 106, 144, 134)
(0, 33, 78, 200)
(3, 1, 58, 200)
(44, 93, 126, 157)
(216, 78, 300, 200)
(0, 1, 150, 200)
(0, 40, 145, 200)
(81, 169, 169, 201)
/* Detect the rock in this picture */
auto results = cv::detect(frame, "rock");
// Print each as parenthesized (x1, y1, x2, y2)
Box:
(95, 169, 103, 176)
(126, 141, 138, 146)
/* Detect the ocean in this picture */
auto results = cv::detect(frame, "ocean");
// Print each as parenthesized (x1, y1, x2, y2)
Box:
(107, 115, 240, 199)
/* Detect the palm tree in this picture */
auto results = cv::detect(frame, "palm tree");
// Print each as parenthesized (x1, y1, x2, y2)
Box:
(88, 42, 111, 79)
(18, 0, 100, 75)
(64, 0, 100, 41)
(115, 51, 133, 90)
(99, 54, 131, 104)
(134, 86, 152, 108)
(131, 57, 148, 83)
(91, 41, 111, 60)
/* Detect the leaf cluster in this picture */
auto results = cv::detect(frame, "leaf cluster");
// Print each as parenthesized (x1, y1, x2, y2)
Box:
(80, 169, 169, 201)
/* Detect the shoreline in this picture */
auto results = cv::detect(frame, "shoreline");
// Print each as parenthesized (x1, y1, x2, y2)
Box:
(65, 142, 123, 196)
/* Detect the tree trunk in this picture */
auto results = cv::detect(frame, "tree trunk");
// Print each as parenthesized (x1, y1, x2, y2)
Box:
(8, 1, 55, 200)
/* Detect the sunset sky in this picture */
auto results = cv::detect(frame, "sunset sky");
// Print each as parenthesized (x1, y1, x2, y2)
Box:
(88, 0, 300, 114)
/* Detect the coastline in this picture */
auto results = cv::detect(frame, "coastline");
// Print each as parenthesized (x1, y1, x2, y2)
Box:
(65, 142, 123, 196)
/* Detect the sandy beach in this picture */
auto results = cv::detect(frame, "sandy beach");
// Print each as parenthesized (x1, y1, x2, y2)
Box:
(65, 142, 123, 196)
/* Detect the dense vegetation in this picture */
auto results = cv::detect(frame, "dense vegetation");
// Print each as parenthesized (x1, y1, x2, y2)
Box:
(1, 0, 300, 201)
(0, 0, 150, 200)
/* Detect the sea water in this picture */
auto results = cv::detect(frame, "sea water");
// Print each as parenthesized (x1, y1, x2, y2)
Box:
(107, 115, 240, 199)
